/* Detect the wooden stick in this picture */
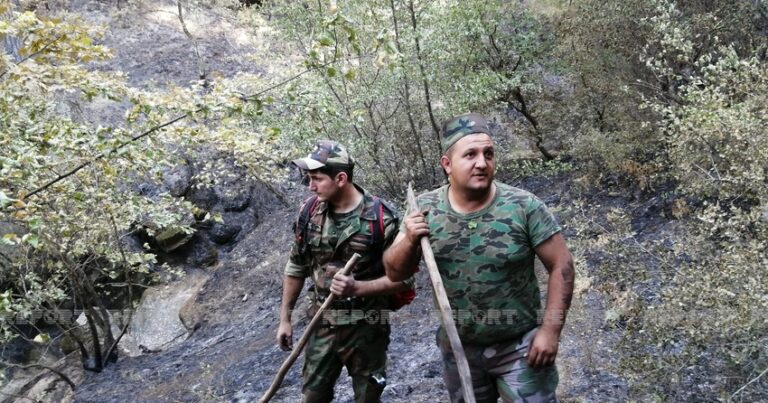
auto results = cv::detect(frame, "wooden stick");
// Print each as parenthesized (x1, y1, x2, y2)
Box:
(259, 253, 362, 403)
(407, 183, 476, 403)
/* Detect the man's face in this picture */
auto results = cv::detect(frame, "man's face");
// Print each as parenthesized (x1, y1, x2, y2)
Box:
(441, 133, 495, 194)
(306, 170, 341, 202)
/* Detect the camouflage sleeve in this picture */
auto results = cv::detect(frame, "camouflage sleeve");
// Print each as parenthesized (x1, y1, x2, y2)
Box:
(283, 203, 312, 278)
(381, 200, 400, 249)
(526, 195, 562, 248)
(284, 239, 311, 278)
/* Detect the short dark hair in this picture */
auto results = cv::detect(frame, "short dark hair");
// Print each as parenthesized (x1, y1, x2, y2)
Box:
(319, 164, 354, 183)
(300, 164, 354, 186)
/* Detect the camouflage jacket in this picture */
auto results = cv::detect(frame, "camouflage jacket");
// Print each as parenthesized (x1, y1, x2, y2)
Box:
(285, 186, 402, 314)
(410, 181, 562, 344)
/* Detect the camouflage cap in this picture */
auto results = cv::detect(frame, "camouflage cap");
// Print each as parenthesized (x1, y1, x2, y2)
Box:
(292, 140, 354, 170)
(440, 113, 491, 152)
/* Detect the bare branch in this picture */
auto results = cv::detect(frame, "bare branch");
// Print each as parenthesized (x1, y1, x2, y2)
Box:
(730, 366, 768, 401)
(177, 0, 207, 80)
(407, 0, 441, 140)
(0, 361, 76, 391)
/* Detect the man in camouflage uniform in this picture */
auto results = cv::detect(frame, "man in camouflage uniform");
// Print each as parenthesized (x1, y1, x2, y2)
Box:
(277, 140, 413, 403)
(383, 113, 575, 402)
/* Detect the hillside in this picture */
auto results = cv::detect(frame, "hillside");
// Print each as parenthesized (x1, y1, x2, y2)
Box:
(2, 1, 766, 402)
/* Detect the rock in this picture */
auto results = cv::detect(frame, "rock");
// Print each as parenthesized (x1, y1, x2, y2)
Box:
(218, 185, 253, 212)
(187, 185, 219, 210)
(223, 191, 251, 212)
(122, 232, 147, 254)
(385, 383, 413, 397)
(137, 182, 159, 197)
(189, 238, 218, 267)
(119, 274, 207, 357)
(209, 223, 241, 244)
(163, 165, 193, 197)
(154, 227, 194, 253)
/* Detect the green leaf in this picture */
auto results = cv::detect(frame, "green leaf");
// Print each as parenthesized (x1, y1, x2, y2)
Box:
(28, 218, 42, 231)
(0, 235, 15, 246)
(326, 67, 337, 77)
(318, 32, 335, 47)
(24, 234, 39, 248)
(0, 191, 14, 208)
(266, 127, 281, 140)
(343, 26, 356, 42)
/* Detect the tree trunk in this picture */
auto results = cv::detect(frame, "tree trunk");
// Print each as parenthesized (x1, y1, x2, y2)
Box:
(3, 0, 23, 62)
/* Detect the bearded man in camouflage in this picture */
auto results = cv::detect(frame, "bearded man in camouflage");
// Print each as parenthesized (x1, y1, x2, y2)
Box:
(383, 113, 575, 402)
(277, 140, 412, 403)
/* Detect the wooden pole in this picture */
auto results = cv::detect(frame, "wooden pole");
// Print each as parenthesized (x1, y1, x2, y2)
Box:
(259, 253, 362, 403)
(407, 183, 476, 403)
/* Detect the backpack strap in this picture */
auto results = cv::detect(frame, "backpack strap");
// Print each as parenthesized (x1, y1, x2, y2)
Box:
(369, 196, 385, 246)
(295, 195, 319, 254)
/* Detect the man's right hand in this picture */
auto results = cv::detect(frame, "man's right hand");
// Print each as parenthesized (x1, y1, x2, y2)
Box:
(277, 321, 293, 351)
(403, 210, 430, 245)
(383, 210, 429, 282)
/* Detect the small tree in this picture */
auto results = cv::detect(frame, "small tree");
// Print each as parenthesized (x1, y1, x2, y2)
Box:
(597, 1, 768, 399)
(0, 4, 287, 379)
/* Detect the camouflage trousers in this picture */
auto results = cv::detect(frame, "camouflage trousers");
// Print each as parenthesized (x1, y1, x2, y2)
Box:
(302, 323, 390, 403)
(437, 326, 558, 403)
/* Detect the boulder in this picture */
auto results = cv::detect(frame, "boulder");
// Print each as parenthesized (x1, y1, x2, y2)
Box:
(209, 223, 241, 244)
(189, 237, 218, 267)
(154, 227, 194, 253)
(163, 165, 193, 197)
(187, 185, 219, 211)
(223, 191, 251, 212)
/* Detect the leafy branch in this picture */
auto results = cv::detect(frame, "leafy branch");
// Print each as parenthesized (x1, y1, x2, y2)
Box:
(0, 35, 66, 80)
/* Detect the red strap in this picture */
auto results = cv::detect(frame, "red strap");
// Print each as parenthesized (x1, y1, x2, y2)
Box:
(378, 200, 385, 235)
(310, 196, 319, 214)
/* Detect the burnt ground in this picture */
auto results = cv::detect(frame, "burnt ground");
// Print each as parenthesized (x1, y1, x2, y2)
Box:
(71, 183, 450, 403)
(69, 171, 652, 403)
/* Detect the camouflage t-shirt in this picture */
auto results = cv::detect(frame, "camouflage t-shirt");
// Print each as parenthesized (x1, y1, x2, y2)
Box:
(410, 181, 561, 345)
(322, 208, 359, 253)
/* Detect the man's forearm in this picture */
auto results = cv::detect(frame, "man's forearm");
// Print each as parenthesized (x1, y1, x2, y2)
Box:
(383, 237, 422, 282)
(541, 263, 575, 333)
(280, 275, 305, 323)
(354, 275, 410, 297)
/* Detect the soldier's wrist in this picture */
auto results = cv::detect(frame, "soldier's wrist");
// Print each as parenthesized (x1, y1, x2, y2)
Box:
(349, 280, 360, 297)
(405, 234, 422, 249)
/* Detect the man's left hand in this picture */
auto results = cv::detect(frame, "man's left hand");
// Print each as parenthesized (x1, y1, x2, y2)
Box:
(331, 273, 356, 297)
(526, 327, 560, 368)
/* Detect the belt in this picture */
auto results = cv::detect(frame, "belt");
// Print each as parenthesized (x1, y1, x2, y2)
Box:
(314, 294, 367, 310)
